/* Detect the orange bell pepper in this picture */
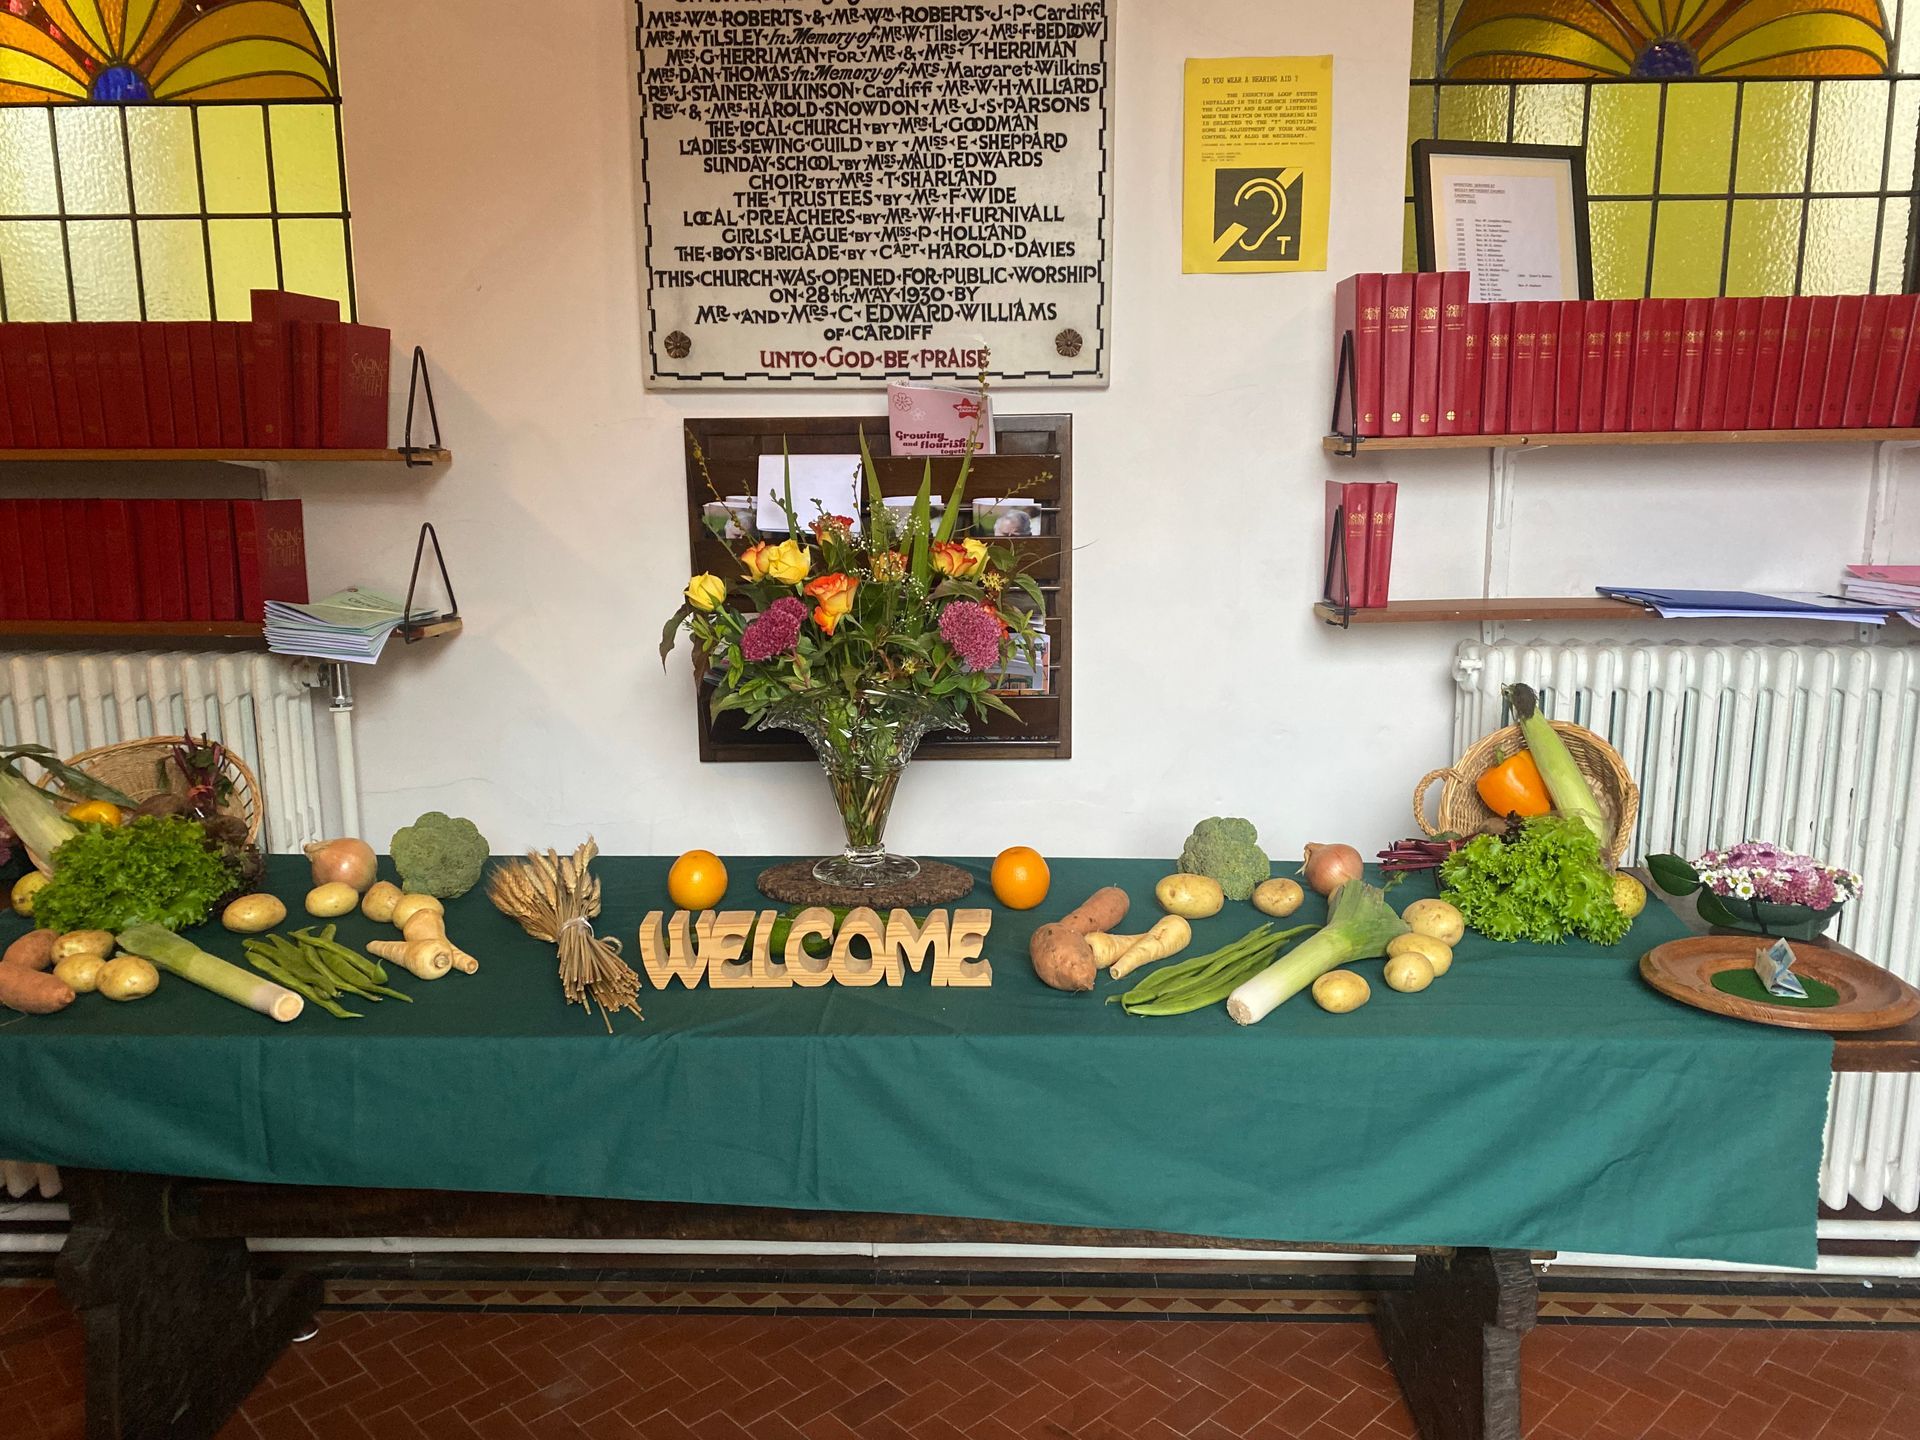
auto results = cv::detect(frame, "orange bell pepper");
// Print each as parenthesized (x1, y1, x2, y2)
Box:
(1477, 750, 1551, 818)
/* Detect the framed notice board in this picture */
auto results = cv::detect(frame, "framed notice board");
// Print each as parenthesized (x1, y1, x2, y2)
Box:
(681, 415, 1073, 762)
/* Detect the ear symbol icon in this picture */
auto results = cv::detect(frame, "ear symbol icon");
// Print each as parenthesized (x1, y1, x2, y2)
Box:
(1233, 176, 1290, 252)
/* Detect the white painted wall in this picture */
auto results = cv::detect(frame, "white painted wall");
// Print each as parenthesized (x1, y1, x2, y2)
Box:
(307, 0, 1916, 861)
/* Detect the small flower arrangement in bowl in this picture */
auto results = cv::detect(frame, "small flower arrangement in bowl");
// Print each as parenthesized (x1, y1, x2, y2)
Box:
(1647, 841, 1862, 939)
(662, 433, 1047, 888)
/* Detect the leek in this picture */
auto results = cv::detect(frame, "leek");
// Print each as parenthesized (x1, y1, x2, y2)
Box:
(116, 923, 305, 1023)
(1226, 882, 1409, 1025)
(0, 744, 135, 865)
(1504, 683, 1607, 845)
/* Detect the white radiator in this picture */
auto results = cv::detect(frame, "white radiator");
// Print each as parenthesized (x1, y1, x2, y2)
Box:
(1453, 639, 1920, 1217)
(0, 650, 329, 853)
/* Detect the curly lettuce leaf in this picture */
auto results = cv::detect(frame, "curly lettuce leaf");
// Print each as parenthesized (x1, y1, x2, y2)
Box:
(32, 816, 238, 934)
(1438, 814, 1630, 947)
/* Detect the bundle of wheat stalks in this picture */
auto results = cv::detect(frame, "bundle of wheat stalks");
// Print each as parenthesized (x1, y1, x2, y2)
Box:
(486, 838, 642, 1028)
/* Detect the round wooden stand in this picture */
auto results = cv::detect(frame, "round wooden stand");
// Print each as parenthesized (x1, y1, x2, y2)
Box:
(757, 859, 975, 908)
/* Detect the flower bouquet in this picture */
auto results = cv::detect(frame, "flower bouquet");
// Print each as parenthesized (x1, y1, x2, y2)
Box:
(662, 433, 1046, 886)
(1647, 841, 1862, 939)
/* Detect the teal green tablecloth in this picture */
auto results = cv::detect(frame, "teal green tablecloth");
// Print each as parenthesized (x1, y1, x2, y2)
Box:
(0, 857, 1834, 1267)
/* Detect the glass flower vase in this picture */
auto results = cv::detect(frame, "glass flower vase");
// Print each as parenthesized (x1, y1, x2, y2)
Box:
(760, 689, 965, 886)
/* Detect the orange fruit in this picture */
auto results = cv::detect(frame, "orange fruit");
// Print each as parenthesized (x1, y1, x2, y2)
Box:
(991, 846, 1051, 910)
(668, 849, 728, 910)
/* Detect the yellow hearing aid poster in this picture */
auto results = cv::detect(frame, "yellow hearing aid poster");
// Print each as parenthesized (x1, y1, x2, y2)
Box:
(1183, 56, 1333, 274)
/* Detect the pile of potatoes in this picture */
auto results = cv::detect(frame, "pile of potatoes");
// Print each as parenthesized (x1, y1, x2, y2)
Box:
(0, 927, 159, 1015)
(1311, 897, 1465, 1015)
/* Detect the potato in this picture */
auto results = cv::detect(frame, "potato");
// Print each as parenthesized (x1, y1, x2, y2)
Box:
(53, 955, 105, 994)
(361, 881, 403, 923)
(390, 892, 445, 929)
(1154, 873, 1224, 919)
(1312, 970, 1370, 1013)
(1402, 898, 1465, 945)
(97, 956, 159, 1002)
(1384, 953, 1436, 993)
(1387, 932, 1453, 976)
(223, 893, 288, 933)
(1251, 878, 1304, 917)
(10, 872, 48, 917)
(0, 964, 74, 1014)
(305, 882, 359, 918)
(51, 930, 114, 963)
(2, 929, 56, 971)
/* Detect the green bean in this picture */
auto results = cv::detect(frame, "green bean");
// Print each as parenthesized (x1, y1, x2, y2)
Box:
(295, 930, 384, 985)
(1117, 925, 1315, 1016)
(246, 948, 362, 1018)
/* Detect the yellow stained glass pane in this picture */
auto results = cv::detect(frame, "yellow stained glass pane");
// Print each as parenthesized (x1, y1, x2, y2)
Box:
(1512, 83, 1583, 146)
(207, 219, 278, 320)
(1659, 85, 1736, 194)
(301, 0, 335, 57)
(1813, 81, 1889, 194)
(1735, 82, 1810, 194)
(1801, 198, 1876, 293)
(268, 106, 342, 213)
(0, 222, 70, 321)
(1403, 200, 1419, 272)
(1877, 200, 1910, 293)
(1649, 201, 1725, 296)
(1586, 84, 1659, 195)
(277, 218, 349, 309)
(1412, 0, 1441, 79)
(1588, 201, 1651, 298)
(1408, 91, 1435, 195)
(1725, 200, 1800, 295)
(1438, 83, 1509, 143)
(197, 107, 271, 215)
(1890, 83, 1919, 194)
(53, 108, 130, 217)
(136, 220, 212, 320)
(67, 220, 138, 319)
(124, 108, 201, 217)
(0, 109, 59, 218)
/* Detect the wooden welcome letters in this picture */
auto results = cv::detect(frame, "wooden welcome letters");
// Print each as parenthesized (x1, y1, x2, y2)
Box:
(637, 908, 993, 989)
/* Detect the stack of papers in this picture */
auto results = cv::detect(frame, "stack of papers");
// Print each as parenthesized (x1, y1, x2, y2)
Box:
(1596, 587, 1898, 623)
(265, 589, 441, 663)
(1840, 565, 1920, 626)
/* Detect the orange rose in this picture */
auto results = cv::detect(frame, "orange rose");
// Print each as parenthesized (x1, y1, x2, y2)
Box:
(803, 573, 859, 635)
(739, 541, 772, 579)
(931, 538, 989, 578)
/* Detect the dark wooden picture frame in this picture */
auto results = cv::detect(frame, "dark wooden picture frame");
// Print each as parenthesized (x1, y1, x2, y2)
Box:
(681, 415, 1072, 763)
(1412, 139, 1593, 301)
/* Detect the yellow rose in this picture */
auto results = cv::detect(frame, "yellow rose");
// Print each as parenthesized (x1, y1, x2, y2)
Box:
(685, 573, 727, 611)
(739, 541, 772, 579)
(764, 538, 812, 584)
(871, 549, 906, 582)
(932, 538, 990, 578)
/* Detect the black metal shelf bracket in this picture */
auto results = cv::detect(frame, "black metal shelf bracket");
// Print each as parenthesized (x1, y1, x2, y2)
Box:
(401, 347, 442, 465)
(1329, 328, 1364, 457)
(1320, 503, 1355, 630)
(402, 521, 459, 643)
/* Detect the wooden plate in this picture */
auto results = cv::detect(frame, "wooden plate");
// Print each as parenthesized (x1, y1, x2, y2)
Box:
(1640, 937, 1920, 1032)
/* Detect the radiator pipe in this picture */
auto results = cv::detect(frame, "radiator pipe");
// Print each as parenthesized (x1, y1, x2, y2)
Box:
(327, 662, 361, 838)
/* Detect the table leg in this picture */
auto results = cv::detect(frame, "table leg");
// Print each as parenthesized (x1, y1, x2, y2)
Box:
(1374, 1247, 1538, 1440)
(53, 1172, 321, 1440)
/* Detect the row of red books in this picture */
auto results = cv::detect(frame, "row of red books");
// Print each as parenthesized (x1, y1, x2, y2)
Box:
(0, 498, 308, 624)
(1323, 480, 1398, 609)
(1334, 273, 1920, 437)
(0, 291, 389, 451)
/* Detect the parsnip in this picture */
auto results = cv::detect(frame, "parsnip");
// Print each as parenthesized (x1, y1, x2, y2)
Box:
(1085, 930, 1153, 968)
(366, 937, 453, 980)
(397, 907, 478, 973)
(1107, 916, 1192, 979)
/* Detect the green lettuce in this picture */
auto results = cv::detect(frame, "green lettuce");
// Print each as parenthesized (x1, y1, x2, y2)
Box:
(1437, 814, 1631, 946)
(32, 816, 238, 934)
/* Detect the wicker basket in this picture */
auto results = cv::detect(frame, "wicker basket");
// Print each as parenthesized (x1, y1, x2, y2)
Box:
(1413, 721, 1640, 865)
(33, 737, 264, 871)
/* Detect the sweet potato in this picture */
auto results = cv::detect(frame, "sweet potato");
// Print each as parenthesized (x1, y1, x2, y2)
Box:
(1029, 885, 1130, 993)
(0, 965, 75, 1015)
(2, 929, 56, 972)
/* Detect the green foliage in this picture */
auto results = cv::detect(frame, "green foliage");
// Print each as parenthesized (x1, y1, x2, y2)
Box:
(1438, 814, 1631, 946)
(1177, 817, 1271, 902)
(32, 816, 238, 933)
(390, 811, 489, 899)
(1646, 853, 1701, 897)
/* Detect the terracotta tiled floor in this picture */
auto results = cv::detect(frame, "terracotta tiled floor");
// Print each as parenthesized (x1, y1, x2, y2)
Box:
(4, 1276, 1917, 1439)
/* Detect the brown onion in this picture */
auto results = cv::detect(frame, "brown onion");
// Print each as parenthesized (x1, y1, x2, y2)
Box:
(304, 837, 378, 892)
(1301, 843, 1364, 896)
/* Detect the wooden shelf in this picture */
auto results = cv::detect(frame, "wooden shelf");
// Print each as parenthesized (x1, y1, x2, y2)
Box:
(0, 447, 450, 466)
(0, 619, 264, 640)
(1324, 428, 1920, 455)
(1315, 597, 1651, 626)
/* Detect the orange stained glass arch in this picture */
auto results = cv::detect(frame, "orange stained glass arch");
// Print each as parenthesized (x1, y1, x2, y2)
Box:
(1444, 0, 1891, 80)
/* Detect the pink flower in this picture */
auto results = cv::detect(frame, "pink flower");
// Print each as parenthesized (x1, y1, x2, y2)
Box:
(938, 601, 1003, 672)
(741, 597, 806, 662)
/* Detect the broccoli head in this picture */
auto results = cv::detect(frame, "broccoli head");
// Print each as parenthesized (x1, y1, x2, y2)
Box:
(389, 811, 489, 899)
(1177, 816, 1270, 901)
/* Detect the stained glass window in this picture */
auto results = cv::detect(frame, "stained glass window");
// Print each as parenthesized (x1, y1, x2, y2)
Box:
(1407, 0, 1916, 297)
(0, 1, 351, 321)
